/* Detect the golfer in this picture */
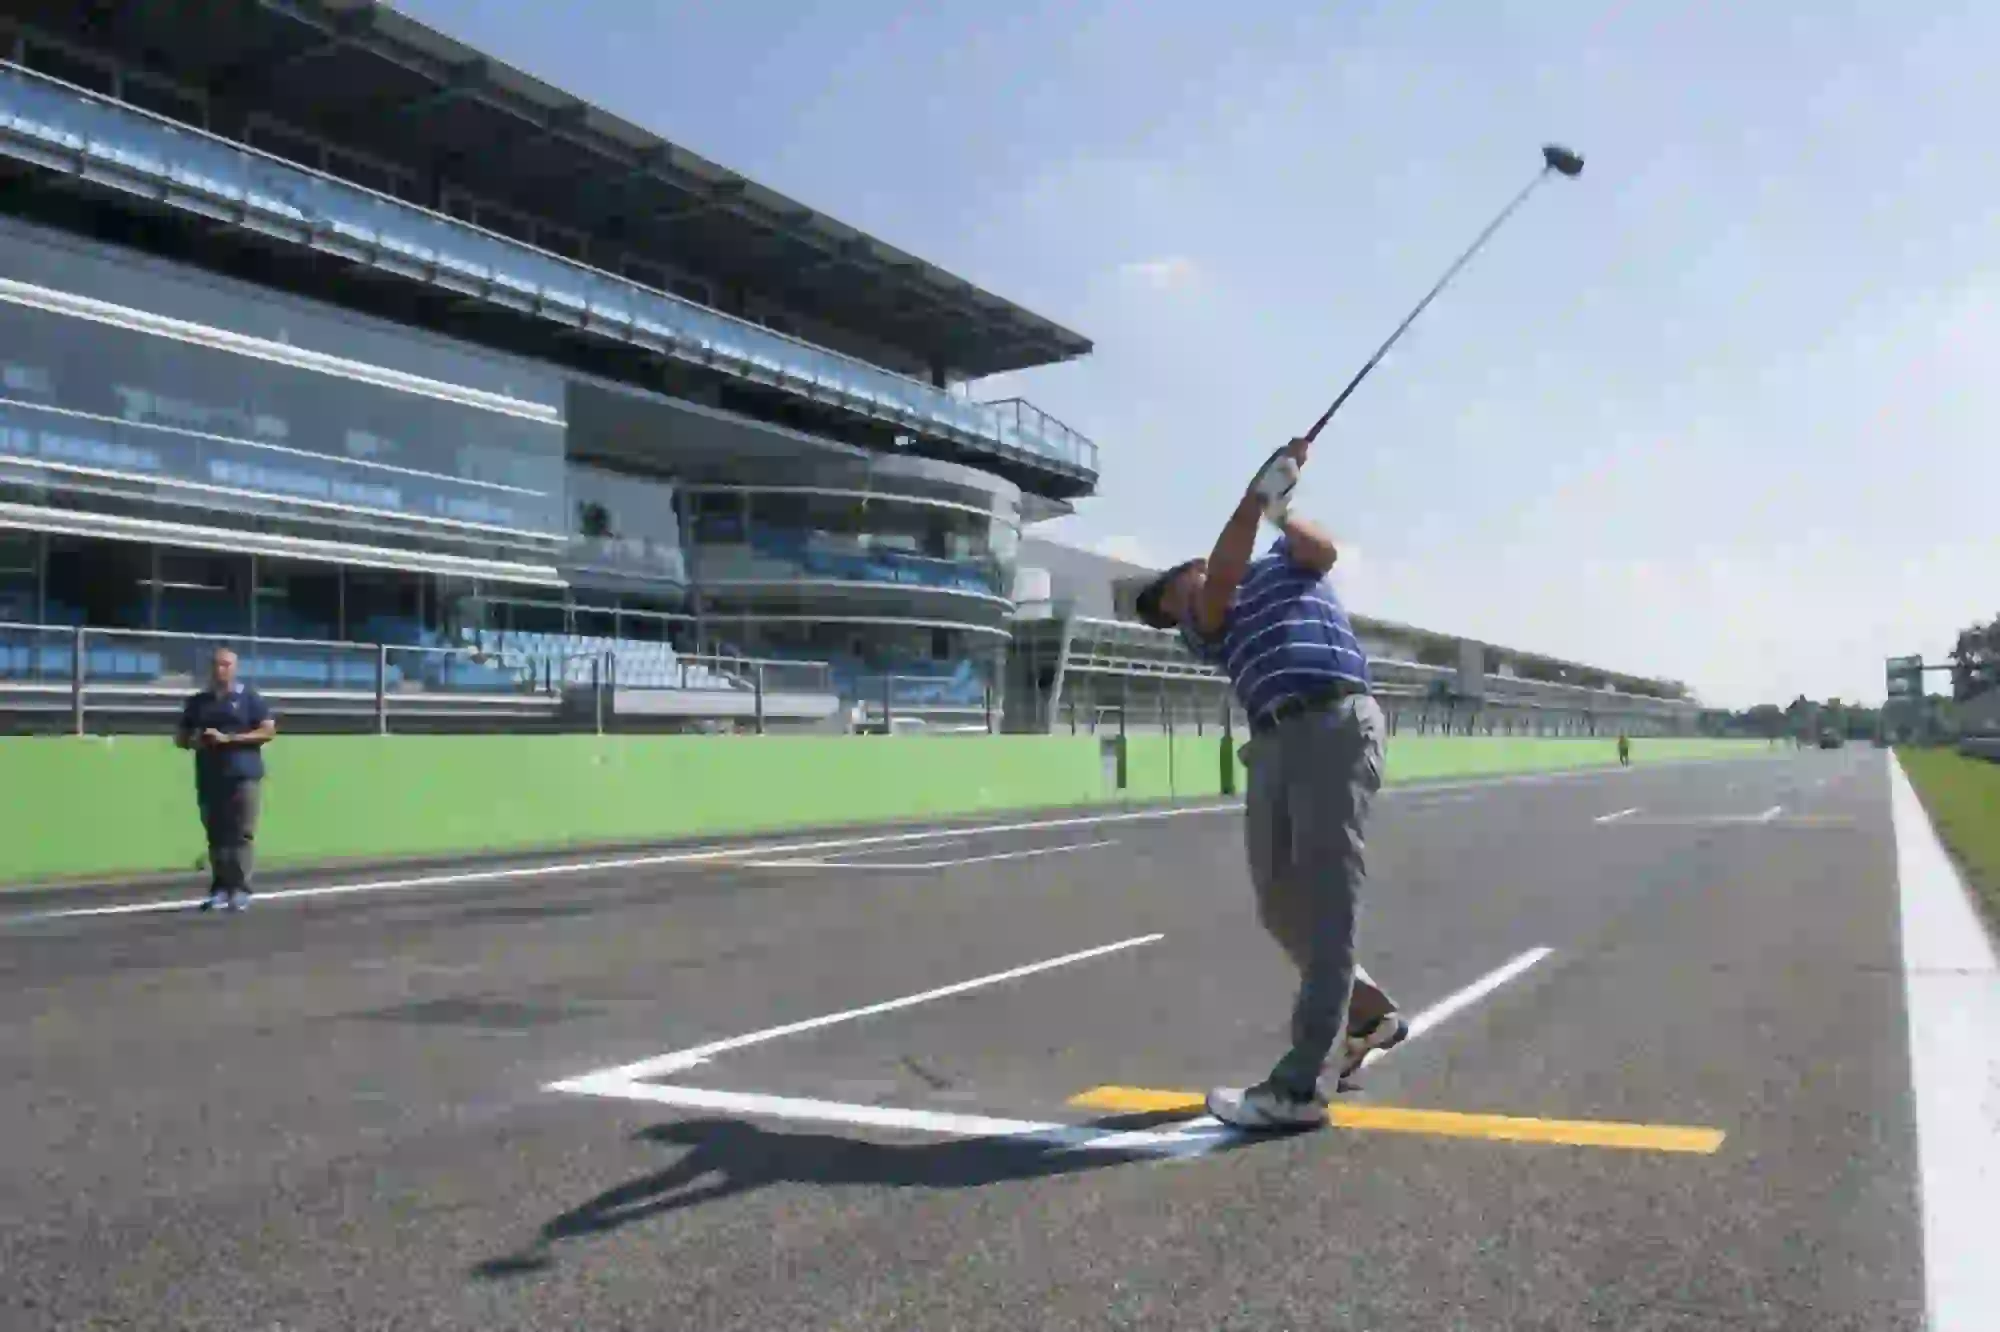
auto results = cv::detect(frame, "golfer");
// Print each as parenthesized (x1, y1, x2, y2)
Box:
(176, 647, 276, 912)
(1134, 437, 1407, 1130)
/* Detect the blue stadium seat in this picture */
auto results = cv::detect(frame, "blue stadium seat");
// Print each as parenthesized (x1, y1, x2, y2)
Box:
(83, 648, 164, 681)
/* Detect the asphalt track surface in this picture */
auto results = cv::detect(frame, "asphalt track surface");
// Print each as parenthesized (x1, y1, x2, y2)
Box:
(0, 750, 1939, 1330)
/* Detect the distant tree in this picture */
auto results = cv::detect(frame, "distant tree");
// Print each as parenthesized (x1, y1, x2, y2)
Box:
(1950, 613, 2000, 702)
(1744, 703, 1785, 738)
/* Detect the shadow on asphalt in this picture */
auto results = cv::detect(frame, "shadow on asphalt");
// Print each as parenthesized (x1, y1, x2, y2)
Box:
(473, 1111, 1237, 1279)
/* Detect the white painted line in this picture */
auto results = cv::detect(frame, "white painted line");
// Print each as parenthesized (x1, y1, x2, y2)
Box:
(1757, 805, 1783, 824)
(18, 750, 1785, 924)
(1594, 807, 1641, 824)
(549, 1075, 1221, 1157)
(1889, 752, 2000, 1332)
(560, 933, 1165, 1083)
(1604, 812, 1843, 830)
(777, 830, 985, 860)
(754, 840, 1119, 872)
(15, 806, 1245, 922)
(1371, 946, 1554, 1061)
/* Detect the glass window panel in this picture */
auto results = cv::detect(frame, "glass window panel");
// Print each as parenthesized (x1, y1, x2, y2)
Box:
(0, 532, 39, 622)
(0, 297, 564, 536)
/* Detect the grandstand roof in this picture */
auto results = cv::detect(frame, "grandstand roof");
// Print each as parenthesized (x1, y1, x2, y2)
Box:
(5, 0, 1092, 379)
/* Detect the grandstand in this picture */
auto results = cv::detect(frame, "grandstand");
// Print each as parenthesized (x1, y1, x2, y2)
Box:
(1003, 538, 1702, 737)
(0, 0, 1083, 731)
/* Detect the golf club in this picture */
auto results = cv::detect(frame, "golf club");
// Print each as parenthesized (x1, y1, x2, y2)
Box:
(1299, 143, 1585, 444)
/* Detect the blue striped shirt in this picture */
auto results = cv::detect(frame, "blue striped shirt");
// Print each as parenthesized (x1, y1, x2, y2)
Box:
(1180, 535, 1371, 720)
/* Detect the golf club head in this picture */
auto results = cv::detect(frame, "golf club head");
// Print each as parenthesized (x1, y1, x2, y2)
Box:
(1542, 144, 1585, 177)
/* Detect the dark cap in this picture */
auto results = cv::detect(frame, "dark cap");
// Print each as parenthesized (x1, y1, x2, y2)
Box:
(1133, 559, 1202, 631)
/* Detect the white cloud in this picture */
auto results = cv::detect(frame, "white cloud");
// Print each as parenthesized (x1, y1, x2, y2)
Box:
(1115, 256, 1199, 291)
(1089, 533, 1162, 568)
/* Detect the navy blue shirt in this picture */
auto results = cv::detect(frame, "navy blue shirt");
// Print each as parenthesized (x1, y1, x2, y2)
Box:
(179, 683, 272, 788)
(1181, 535, 1372, 721)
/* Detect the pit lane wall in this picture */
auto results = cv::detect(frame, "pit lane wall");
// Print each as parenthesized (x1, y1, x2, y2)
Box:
(0, 735, 1765, 885)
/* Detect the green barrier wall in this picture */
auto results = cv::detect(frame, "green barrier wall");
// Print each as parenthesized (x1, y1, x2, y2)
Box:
(0, 733, 1769, 884)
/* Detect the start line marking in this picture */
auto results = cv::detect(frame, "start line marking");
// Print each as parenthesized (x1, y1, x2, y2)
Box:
(1066, 1089, 1725, 1155)
(547, 941, 1716, 1157)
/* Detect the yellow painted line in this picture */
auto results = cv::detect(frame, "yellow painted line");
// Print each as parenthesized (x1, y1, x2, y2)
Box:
(1068, 1087, 1726, 1154)
(1072, 1086, 1210, 1115)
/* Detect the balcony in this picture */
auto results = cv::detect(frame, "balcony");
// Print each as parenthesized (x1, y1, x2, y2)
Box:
(0, 62, 1099, 484)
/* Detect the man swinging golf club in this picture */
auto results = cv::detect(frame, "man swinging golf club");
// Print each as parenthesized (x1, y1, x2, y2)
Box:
(1123, 143, 1585, 1130)
(1134, 437, 1408, 1129)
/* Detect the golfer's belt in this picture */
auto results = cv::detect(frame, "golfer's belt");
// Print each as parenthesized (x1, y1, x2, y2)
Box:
(1251, 680, 1370, 734)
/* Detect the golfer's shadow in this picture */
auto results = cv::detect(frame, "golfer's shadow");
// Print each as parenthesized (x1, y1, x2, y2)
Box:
(474, 1110, 1218, 1279)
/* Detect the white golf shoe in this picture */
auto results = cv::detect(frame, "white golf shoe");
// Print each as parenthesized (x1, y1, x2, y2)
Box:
(1204, 1082, 1328, 1131)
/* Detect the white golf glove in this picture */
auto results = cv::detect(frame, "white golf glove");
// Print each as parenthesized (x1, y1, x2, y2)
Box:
(1250, 453, 1299, 525)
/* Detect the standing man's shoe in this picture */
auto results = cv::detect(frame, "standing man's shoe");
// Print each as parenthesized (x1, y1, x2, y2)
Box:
(225, 891, 249, 912)
(1205, 1082, 1328, 1131)
(197, 890, 227, 913)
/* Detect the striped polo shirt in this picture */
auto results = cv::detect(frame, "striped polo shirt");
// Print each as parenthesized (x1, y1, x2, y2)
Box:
(1180, 535, 1372, 721)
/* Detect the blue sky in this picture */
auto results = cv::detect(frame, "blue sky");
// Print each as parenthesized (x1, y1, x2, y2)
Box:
(397, 0, 1999, 708)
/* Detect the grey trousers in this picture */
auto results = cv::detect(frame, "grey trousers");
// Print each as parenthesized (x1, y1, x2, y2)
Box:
(1242, 694, 1392, 1097)
(198, 780, 261, 893)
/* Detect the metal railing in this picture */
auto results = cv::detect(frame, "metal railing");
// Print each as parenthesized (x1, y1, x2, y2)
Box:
(849, 672, 1000, 732)
(609, 651, 833, 696)
(1961, 737, 2000, 763)
(0, 623, 846, 735)
(0, 622, 561, 732)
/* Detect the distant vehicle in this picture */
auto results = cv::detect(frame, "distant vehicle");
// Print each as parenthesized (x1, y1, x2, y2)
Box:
(1818, 732, 1845, 749)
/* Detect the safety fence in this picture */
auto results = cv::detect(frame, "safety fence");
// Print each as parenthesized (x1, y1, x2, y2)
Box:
(0, 622, 839, 736)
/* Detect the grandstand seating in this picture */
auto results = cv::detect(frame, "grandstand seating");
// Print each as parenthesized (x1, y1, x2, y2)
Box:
(718, 526, 999, 596)
(1, 606, 854, 702)
(709, 639, 983, 708)
(466, 628, 743, 692)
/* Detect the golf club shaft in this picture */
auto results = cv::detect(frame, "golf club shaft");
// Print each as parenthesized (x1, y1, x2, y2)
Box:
(1303, 164, 1555, 443)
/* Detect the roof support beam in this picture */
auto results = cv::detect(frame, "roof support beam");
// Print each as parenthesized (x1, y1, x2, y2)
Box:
(208, 5, 376, 99)
(388, 56, 487, 118)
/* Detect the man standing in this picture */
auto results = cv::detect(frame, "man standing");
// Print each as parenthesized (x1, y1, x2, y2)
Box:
(176, 647, 276, 912)
(1617, 732, 1631, 767)
(1134, 437, 1407, 1131)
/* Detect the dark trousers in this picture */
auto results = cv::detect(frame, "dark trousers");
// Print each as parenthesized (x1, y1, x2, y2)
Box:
(198, 780, 262, 893)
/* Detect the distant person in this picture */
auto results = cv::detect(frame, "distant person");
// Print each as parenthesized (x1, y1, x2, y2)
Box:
(1616, 733, 1631, 766)
(176, 648, 276, 912)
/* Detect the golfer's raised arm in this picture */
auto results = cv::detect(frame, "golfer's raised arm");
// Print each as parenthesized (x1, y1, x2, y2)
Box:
(1194, 494, 1264, 635)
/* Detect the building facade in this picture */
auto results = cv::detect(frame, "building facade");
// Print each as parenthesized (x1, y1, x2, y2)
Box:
(1005, 538, 1703, 737)
(0, 1, 1092, 725)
